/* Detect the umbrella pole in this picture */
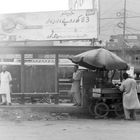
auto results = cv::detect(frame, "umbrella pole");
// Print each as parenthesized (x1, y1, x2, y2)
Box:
(111, 70, 116, 82)
(120, 71, 123, 82)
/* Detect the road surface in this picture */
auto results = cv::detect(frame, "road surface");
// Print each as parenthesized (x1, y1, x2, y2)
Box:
(0, 119, 140, 140)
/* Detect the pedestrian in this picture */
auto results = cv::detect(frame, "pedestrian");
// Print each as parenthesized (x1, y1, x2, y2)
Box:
(120, 72, 140, 120)
(0, 65, 12, 105)
(70, 65, 82, 106)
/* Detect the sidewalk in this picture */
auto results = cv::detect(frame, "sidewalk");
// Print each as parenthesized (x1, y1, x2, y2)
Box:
(0, 103, 140, 121)
(0, 103, 89, 114)
(0, 103, 90, 121)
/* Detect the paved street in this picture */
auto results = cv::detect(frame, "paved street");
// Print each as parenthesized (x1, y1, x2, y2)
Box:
(0, 104, 140, 140)
(0, 119, 140, 140)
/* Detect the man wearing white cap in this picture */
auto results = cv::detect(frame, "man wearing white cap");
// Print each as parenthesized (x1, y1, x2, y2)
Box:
(0, 65, 12, 105)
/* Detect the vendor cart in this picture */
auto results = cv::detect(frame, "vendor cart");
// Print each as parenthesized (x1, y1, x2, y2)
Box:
(69, 48, 129, 118)
(81, 69, 123, 118)
(90, 88, 123, 118)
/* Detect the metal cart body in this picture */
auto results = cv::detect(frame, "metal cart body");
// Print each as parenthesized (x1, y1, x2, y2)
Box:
(81, 70, 124, 118)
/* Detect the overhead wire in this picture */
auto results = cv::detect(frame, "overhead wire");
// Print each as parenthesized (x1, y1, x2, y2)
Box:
(101, 16, 140, 20)
(100, 0, 123, 38)
(100, 0, 140, 39)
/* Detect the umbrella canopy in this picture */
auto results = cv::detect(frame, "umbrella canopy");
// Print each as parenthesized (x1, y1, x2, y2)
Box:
(69, 48, 129, 70)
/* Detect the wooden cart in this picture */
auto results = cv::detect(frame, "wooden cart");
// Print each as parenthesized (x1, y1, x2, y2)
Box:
(81, 70, 124, 118)
(88, 88, 123, 118)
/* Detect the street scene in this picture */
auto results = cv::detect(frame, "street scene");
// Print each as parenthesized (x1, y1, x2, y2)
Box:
(0, 0, 140, 139)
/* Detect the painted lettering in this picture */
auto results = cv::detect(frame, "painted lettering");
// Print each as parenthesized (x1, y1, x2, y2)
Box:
(47, 30, 61, 39)
(45, 15, 90, 26)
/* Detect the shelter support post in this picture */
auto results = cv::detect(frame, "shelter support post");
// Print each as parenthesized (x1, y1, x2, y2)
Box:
(21, 53, 25, 104)
(54, 53, 59, 104)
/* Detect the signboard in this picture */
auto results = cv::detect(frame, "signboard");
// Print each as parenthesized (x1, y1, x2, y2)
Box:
(0, 54, 21, 65)
(69, 0, 98, 10)
(59, 59, 73, 65)
(0, 54, 56, 65)
(24, 54, 56, 65)
(0, 10, 97, 41)
(59, 54, 73, 65)
(109, 34, 140, 48)
(53, 40, 92, 46)
(25, 59, 55, 65)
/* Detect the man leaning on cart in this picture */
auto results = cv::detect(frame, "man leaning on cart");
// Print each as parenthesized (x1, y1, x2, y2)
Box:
(119, 72, 140, 120)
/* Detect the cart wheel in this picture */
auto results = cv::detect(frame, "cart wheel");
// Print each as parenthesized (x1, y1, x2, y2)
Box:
(94, 102, 109, 118)
(89, 102, 96, 116)
(114, 103, 124, 118)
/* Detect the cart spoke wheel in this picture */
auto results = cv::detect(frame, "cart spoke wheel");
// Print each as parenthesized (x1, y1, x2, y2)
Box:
(94, 102, 109, 118)
(114, 103, 124, 118)
(89, 102, 96, 116)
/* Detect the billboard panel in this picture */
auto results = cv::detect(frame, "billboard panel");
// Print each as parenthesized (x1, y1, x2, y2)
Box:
(0, 10, 97, 41)
(69, 0, 98, 10)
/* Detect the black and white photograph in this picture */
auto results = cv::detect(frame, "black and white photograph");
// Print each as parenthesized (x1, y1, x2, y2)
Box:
(0, 0, 140, 139)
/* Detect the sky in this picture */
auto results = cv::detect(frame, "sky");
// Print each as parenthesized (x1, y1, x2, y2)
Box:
(0, 0, 69, 14)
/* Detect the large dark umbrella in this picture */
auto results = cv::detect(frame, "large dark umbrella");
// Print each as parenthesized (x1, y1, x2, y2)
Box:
(69, 48, 129, 70)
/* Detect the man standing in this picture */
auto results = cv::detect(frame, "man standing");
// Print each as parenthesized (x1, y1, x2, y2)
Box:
(120, 72, 140, 120)
(0, 65, 12, 105)
(70, 65, 82, 106)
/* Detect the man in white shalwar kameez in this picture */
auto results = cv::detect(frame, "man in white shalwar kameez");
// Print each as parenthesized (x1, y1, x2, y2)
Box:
(0, 65, 12, 105)
(120, 72, 140, 120)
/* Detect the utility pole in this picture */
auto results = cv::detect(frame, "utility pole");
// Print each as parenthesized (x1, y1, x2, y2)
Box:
(122, 0, 126, 60)
(123, 0, 126, 37)
(97, 0, 100, 35)
(92, 0, 100, 45)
